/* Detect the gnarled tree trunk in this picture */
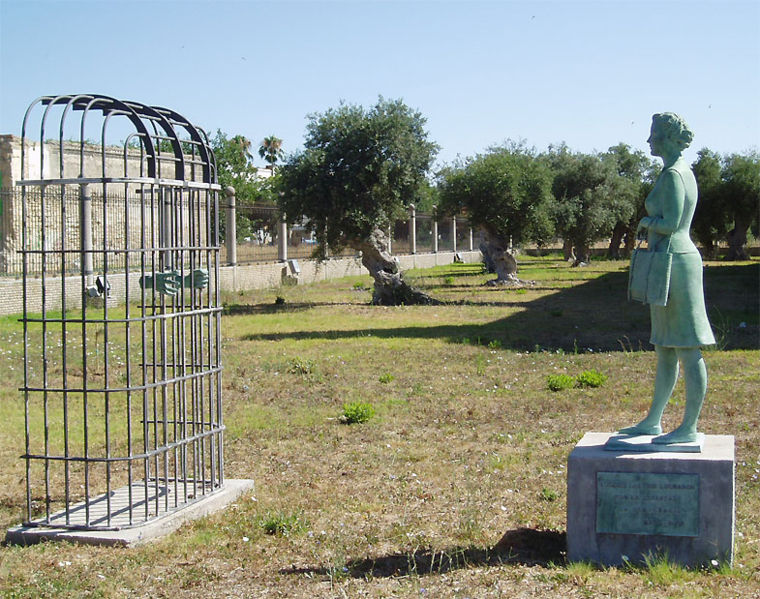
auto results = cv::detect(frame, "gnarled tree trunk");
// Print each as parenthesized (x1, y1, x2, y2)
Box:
(725, 221, 750, 260)
(607, 222, 627, 259)
(355, 228, 437, 305)
(562, 239, 576, 263)
(481, 230, 519, 284)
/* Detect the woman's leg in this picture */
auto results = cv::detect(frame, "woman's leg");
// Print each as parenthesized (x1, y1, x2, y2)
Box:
(619, 345, 678, 435)
(653, 347, 707, 444)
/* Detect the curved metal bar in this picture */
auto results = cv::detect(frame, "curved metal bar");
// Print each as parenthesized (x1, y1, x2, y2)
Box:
(150, 106, 216, 184)
(123, 100, 188, 181)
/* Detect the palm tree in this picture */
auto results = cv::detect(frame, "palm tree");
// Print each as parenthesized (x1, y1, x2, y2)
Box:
(258, 135, 284, 173)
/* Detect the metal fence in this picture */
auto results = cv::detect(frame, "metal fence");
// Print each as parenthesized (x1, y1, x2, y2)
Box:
(2, 186, 473, 277)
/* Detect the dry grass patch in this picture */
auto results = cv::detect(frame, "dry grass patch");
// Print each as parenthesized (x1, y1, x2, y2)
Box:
(1, 256, 758, 598)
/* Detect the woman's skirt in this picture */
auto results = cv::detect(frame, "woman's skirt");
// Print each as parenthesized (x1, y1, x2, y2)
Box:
(650, 252, 716, 348)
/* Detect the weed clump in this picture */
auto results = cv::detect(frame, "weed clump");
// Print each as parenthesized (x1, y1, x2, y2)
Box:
(259, 510, 308, 537)
(576, 369, 608, 388)
(340, 401, 375, 424)
(547, 369, 608, 391)
(378, 372, 395, 384)
(547, 374, 575, 392)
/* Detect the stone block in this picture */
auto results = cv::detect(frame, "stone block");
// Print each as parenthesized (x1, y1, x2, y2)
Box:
(567, 432, 734, 566)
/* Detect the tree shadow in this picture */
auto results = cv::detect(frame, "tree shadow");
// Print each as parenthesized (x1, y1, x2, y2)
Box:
(223, 301, 355, 315)
(239, 263, 758, 352)
(281, 528, 566, 580)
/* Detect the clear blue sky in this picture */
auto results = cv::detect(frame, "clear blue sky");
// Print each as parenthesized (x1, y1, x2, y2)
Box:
(1, 0, 758, 168)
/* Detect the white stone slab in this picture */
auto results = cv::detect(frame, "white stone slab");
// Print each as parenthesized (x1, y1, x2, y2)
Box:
(5, 479, 255, 547)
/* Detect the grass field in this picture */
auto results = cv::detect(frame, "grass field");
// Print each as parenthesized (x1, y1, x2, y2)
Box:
(1, 255, 758, 598)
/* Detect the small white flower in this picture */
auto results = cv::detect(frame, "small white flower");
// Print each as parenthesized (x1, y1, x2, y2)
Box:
(242, 536, 249, 542)
(711, 559, 719, 567)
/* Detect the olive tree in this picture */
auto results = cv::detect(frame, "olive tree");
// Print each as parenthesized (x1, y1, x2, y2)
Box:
(544, 147, 637, 266)
(277, 98, 439, 305)
(691, 148, 729, 259)
(603, 143, 656, 258)
(437, 144, 554, 283)
(723, 151, 760, 260)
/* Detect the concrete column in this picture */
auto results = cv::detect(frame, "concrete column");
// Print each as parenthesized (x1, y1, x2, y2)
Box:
(468, 226, 474, 251)
(278, 217, 288, 262)
(451, 216, 457, 254)
(224, 186, 237, 266)
(409, 203, 416, 254)
(80, 183, 94, 287)
(432, 213, 439, 254)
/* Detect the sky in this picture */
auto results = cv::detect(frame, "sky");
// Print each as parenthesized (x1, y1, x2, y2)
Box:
(1, 0, 758, 169)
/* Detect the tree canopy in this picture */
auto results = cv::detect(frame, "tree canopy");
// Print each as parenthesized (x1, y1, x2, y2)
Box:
(278, 97, 438, 258)
(437, 143, 554, 281)
(258, 135, 284, 172)
(277, 97, 439, 304)
(438, 143, 554, 247)
(543, 146, 639, 265)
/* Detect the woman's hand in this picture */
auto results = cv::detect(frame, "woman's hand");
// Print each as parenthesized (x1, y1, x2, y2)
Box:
(636, 217, 651, 240)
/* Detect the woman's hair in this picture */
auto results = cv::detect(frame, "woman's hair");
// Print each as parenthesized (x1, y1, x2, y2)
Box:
(652, 112, 694, 151)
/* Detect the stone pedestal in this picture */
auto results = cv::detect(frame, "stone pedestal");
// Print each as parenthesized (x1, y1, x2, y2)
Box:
(567, 432, 734, 566)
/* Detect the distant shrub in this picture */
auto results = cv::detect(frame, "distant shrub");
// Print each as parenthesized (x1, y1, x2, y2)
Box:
(576, 369, 608, 388)
(547, 374, 575, 392)
(487, 339, 503, 350)
(341, 401, 375, 424)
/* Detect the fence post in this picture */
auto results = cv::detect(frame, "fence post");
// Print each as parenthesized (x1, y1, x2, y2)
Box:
(80, 182, 94, 288)
(432, 206, 439, 253)
(409, 203, 416, 254)
(451, 216, 457, 254)
(278, 216, 288, 262)
(224, 186, 237, 266)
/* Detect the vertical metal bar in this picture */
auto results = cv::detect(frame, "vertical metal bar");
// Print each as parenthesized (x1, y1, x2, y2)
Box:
(124, 179, 134, 525)
(102, 174, 112, 527)
(141, 181, 150, 523)
(80, 183, 91, 526)
(213, 187, 224, 486)
(21, 185, 31, 523)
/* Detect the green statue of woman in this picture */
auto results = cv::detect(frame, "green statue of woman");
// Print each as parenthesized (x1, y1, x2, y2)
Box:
(619, 112, 715, 444)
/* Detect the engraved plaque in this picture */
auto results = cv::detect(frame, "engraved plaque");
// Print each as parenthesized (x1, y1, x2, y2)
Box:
(596, 472, 699, 536)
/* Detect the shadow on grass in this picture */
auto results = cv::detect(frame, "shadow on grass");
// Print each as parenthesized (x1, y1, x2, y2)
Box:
(281, 528, 566, 579)
(239, 263, 758, 352)
(223, 301, 357, 315)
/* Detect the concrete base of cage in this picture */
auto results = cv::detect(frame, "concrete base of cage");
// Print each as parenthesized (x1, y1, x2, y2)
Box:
(5, 479, 255, 547)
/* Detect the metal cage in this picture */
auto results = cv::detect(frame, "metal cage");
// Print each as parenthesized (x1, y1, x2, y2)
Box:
(17, 94, 224, 530)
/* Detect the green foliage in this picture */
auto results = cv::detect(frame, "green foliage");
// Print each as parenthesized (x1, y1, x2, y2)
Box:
(277, 97, 438, 258)
(437, 142, 555, 248)
(259, 510, 309, 537)
(341, 401, 376, 424)
(722, 150, 760, 259)
(258, 135, 284, 170)
(692, 148, 731, 258)
(378, 372, 395, 384)
(543, 145, 640, 264)
(547, 373, 575, 392)
(540, 487, 558, 502)
(211, 130, 280, 242)
(288, 356, 316, 376)
(576, 369, 608, 388)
